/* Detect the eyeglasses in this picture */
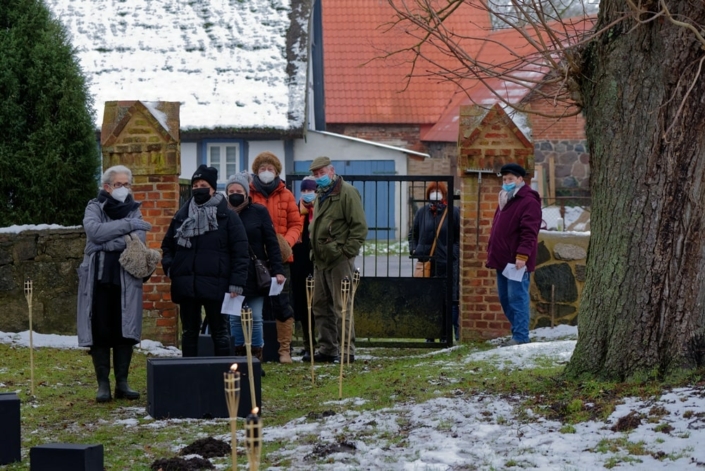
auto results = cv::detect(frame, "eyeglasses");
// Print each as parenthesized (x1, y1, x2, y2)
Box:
(111, 182, 131, 189)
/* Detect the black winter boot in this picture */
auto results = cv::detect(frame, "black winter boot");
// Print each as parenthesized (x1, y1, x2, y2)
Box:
(90, 347, 112, 403)
(113, 345, 140, 400)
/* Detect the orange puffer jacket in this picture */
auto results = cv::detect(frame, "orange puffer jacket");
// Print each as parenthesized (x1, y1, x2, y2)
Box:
(250, 180, 303, 262)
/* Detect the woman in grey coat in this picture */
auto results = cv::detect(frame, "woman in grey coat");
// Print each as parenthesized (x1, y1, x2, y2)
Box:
(77, 165, 152, 402)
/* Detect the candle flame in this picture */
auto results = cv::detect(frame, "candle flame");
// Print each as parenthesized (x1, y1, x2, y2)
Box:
(252, 407, 259, 415)
(230, 364, 238, 372)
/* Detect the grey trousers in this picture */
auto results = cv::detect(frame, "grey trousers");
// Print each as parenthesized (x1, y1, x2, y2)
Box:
(312, 257, 356, 357)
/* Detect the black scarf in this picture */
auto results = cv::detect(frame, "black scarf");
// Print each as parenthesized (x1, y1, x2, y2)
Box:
(252, 175, 280, 197)
(97, 190, 138, 220)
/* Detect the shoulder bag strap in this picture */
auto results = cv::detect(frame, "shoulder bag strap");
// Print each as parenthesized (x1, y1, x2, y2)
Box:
(428, 207, 448, 258)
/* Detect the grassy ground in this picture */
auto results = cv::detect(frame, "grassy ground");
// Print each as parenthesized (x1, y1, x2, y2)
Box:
(0, 340, 701, 470)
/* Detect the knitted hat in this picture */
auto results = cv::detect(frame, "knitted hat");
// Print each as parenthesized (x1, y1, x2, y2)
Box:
(252, 151, 282, 175)
(500, 163, 527, 178)
(309, 156, 331, 171)
(426, 181, 448, 200)
(192, 164, 218, 190)
(300, 176, 317, 191)
(225, 171, 251, 197)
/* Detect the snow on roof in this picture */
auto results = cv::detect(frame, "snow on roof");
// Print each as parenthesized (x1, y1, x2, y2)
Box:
(44, 0, 308, 131)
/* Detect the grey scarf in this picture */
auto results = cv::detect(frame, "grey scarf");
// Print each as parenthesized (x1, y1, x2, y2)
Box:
(498, 182, 525, 210)
(176, 193, 223, 248)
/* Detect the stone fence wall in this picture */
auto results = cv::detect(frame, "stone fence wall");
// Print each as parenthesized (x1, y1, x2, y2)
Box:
(0, 228, 86, 334)
(530, 231, 589, 328)
(0, 226, 589, 340)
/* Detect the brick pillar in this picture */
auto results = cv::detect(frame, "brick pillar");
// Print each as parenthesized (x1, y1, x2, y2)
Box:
(101, 101, 181, 346)
(457, 103, 534, 340)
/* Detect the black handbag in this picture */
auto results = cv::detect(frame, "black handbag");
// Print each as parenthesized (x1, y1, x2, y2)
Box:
(249, 246, 272, 290)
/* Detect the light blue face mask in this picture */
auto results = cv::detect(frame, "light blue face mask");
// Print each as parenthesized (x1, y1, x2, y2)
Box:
(502, 182, 516, 192)
(302, 193, 316, 203)
(315, 174, 331, 187)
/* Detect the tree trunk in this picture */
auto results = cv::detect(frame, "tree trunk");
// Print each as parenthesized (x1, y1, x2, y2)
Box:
(566, 1, 705, 380)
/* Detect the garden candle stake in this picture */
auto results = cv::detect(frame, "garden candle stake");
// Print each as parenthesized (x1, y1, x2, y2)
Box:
(306, 275, 315, 383)
(347, 268, 361, 366)
(245, 407, 262, 471)
(339, 277, 351, 399)
(223, 364, 241, 470)
(240, 305, 257, 410)
(24, 278, 35, 396)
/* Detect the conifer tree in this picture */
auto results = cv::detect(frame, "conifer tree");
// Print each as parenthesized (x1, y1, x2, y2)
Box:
(0, 0, 99, 226)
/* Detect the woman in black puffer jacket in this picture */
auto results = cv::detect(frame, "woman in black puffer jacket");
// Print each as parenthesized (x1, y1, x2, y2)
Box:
(161, 165, 249, 357)
(225, 171, 285, 363)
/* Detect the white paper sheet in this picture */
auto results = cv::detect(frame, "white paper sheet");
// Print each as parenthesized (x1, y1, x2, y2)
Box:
(269, 278, 285, 296)
(221, 294, 245, 315)
(502, 263, 527, 282)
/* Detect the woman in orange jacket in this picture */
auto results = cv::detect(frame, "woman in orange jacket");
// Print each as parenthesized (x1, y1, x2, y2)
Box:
(249, 151, 303, 363)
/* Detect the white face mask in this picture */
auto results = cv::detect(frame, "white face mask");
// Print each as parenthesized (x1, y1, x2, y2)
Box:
(429, 191, 443, 202)
(259, 170, 275, 184)
(111, 186, 129, 203)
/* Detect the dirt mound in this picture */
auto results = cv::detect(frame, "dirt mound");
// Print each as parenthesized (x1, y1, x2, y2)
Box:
(150, 456, 214, 471)
(180, 437, 231, 458)
(305, 439, 356, 461)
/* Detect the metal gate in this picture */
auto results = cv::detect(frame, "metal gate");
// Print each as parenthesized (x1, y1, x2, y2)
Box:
(288, 173, 456, 348)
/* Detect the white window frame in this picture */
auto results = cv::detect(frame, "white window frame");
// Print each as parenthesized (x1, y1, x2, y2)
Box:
(206, 142, 241, 183)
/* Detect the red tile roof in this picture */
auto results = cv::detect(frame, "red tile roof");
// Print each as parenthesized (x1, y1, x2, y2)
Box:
(323, 1, 593, 140)
(323, 0, 492, 124)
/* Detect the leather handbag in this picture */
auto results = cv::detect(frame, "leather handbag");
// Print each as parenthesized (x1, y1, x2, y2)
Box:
(414, 208, 448, 278)
(249, 246, 272, 290)
(119, 232, 161, 279)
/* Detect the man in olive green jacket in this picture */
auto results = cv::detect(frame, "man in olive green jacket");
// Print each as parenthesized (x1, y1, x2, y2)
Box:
(303, 156, 368, 363)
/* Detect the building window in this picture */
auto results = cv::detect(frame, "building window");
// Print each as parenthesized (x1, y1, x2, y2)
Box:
(207, 143, 240, 181)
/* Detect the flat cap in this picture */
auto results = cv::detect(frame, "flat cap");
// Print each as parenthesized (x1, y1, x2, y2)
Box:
(309, 156, 331, 171)
(500, 163, 527, 178)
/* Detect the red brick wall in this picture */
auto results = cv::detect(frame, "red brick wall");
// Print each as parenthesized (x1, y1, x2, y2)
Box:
(457, 104, 534, 340)
(326, 124, 422, 149)
(101, 101, 181, 346)
(527, 95, 586, 141)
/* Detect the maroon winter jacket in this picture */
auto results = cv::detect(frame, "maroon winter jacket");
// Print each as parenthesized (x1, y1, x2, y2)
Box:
(486, 184, 542, 272)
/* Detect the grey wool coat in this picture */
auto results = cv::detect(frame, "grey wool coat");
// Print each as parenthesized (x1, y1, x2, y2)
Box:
(76, 199, 147, 347)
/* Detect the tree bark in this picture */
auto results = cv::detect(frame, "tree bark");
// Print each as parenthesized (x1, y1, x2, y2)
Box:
(566, 1, 705, 380)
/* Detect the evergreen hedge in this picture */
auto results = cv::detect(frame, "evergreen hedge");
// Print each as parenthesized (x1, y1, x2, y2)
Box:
(0, 0, 100, 226)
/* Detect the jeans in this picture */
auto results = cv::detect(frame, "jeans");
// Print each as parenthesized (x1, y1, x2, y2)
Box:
(495, 269, 531, 343)
(229, 296, 264, 348)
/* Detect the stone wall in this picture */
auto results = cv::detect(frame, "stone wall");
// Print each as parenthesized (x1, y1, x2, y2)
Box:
(531, 232, 588, 328)
(0, 228, 85, 334)
(534, 140, 590, 194)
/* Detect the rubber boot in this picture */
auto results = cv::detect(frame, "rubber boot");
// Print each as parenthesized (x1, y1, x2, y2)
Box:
(252, 346, 265, 377)
(90, 347, 112, 403)
(276, 318, 294, 364)
(113, 345, 140, 400)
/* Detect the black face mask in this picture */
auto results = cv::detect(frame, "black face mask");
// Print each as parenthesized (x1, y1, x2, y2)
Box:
(228, 193, 246, 207)
(192, 188, 212, 205)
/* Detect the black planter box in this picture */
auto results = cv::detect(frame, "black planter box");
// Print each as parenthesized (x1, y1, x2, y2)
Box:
(147, 357, 261, 419)
(0, 392, 21, 465)
(30, 443, 103, 471)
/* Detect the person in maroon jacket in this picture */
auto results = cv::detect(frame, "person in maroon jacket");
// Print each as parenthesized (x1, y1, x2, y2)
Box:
(486, 163, 542, 345)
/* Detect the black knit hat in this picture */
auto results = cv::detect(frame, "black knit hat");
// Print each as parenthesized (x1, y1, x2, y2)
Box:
(192, 164, 218, 190)
(500, 163, 527, 178)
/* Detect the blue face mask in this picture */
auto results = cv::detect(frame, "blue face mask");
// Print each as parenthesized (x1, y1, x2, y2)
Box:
(302, 193, 316, 203)
(315, 174, 331, 187)
(502, 182, 516, 192)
